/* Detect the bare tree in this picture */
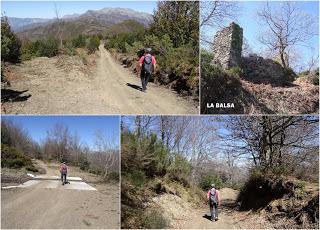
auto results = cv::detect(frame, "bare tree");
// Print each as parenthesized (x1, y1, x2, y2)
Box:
(226, 116, 319, 174)
(257, 1, 318, 69)
(54, 3, 63, 48)
(200, 0, 239, 28)
(200, 0, 239, 46)
(94, 130, 118, 178)
(307, 53, 319, 72)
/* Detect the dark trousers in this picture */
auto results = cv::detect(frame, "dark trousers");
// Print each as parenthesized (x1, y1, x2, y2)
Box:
(209, 201, 218, 220)
(141, 71, 151, 91)
(61, 173, 67, 184)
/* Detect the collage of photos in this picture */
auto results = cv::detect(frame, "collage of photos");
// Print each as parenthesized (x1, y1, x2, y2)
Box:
(0, 0, 319, 230)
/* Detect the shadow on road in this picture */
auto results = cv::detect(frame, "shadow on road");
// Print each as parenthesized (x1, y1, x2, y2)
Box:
(126, 83, 142, 92)
(203, 214, 212, 221)
(1, 89, 31, 102)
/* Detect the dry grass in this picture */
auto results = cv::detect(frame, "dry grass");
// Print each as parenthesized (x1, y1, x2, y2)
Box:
(241, 79, 319, 114)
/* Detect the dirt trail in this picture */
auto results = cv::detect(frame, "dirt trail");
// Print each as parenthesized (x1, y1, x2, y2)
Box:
(2, 44, 197, 114)
(152, 188, 269, 229)
(1, 161, 120, 229)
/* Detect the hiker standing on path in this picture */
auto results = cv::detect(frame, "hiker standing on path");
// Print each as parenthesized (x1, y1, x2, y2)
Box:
(139, 48, 156, 92)
(60, 162, 68, 185)
(207, 183, 220, 221)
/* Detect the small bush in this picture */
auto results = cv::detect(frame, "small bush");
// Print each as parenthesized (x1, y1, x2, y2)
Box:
(167, 154, 191, 186)
(142, 210, 168, 229)
(127, 170, 146, 187)
(63, 40, 76, 56)
(228, 66, 244, 77)
(86, 36, 100, 54)
(72, 34, 86, 48)
(79, 157, 90, 171)
(199, 174, 223, 191)
(88, 166, 103, 175)
(105, 171, 119, 182)
(37, 38, 59, 57)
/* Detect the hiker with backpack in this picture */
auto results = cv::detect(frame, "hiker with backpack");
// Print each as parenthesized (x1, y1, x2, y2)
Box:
(60, 162, 68, 185)
(139, 48, 156, 92)
(207, 183, 220, 221)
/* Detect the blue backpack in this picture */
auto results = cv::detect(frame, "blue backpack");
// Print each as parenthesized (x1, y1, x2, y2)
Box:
(143, 54, 153, 74)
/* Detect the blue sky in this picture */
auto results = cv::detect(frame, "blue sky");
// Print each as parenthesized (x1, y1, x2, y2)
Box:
(1, 1, 157, 18)
(2, 115, 120, 149)
(201, 1, 319, 71)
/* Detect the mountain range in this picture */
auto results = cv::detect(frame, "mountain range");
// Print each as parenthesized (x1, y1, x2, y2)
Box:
(8, 7, 153, 40)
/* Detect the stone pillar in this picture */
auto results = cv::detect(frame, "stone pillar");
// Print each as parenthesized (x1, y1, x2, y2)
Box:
(211, 22, 243, 69)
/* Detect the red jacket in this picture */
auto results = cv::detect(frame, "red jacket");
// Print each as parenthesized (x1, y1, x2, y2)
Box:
(139, 54, 157, 65)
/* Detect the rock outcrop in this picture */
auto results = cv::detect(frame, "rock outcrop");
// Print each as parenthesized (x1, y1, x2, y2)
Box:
(242, 54, 295, 85)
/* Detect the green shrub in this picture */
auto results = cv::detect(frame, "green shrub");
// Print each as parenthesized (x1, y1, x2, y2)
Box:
(86, 36, 100, 54)
(1, 17, 21, 63)
(127, 170, 146, 187)
(228, 66, 244, 77)
(37, 38, 59, 57)
(201, 49, 214, 64)
(21, 41, 38, 60)
(1, 144, 33, 169)
(105, 171, 119, 182)
(79, 157, 90, 171)
(167, 154, 191, 186)
(21, 38, 59, 59)
(72, 34, 86, 48)
(88, 166, 103, 175)
(142, 210, 168, 229)
(199, 174, 223, 191)
(63, 40, 76, 56)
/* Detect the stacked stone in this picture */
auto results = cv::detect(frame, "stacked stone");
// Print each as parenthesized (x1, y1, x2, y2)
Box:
(211, 22, 243, 69)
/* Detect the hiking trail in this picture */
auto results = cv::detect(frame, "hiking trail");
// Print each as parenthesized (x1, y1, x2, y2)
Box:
(1, 160, 119, 229)
(151, 188, 270, 229)
(2, 44, 197, 114)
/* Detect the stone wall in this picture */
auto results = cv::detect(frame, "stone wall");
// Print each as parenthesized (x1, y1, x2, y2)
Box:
(211, 22, 243, 69)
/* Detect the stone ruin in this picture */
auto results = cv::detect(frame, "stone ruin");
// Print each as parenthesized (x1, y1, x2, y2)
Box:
(211, 22, 295, 84)
(211, 22, 243, 69)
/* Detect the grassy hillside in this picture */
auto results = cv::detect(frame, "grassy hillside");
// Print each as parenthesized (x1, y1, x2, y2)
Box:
(18, 19, 109, 41)
(105, 20, 146, 36)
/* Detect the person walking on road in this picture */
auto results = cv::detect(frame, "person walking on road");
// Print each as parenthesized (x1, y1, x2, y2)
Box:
(207, 183, 220, 221)
(60, 162, 68, 185)
(139, 48, 156, 92)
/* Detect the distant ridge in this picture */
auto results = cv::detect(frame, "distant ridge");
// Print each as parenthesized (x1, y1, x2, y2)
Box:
(6, 7, 153, 40)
